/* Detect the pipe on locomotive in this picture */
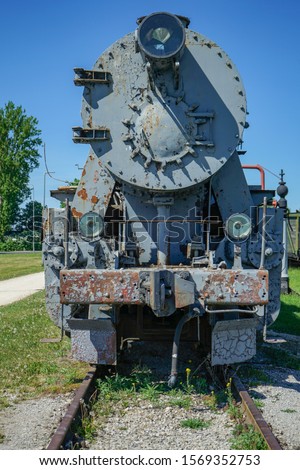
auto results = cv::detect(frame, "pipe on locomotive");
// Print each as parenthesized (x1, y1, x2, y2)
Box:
(168, 308, 201, 388)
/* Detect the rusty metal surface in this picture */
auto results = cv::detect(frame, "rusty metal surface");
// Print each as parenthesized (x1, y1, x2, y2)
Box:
(47, 367, 97, 450)
(232, 375, 282, 450)
(68, 319, 116, 364)
(60, 269, 141, 304)
(200, 269, 268, 305)
(60, 267, 268, 307)
(71, 156, 115, 219)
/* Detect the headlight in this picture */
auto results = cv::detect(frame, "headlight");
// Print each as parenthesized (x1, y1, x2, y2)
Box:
(225, 213, 251, 241)
(79, 212, 104, 239)
(137, 12, 186, 60)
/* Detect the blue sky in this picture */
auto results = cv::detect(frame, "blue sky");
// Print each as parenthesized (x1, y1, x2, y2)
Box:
(0, 0, 299, 210)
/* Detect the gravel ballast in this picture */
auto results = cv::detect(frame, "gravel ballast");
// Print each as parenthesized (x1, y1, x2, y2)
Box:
(0, 338, 300, 450)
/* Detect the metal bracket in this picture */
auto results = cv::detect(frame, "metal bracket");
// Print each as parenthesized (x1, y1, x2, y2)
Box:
(74, 68, 110, 86)
(148, 270, 175, 317)
(72, 127, 110, 143)
(187, 111, 215, 147)
(174, 274, 195, 308)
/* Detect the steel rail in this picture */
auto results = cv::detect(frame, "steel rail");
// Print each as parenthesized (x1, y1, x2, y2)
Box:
(232, 375, 282, 450)
(47, 366, 97, 450)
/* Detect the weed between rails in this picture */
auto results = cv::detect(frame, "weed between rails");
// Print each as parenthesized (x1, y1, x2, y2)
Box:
(180, 418, 210, 429)
(77, 366, 266, 450)
(75, 365, 214, 443)
(224, 377, 267, 450)
(230, 424, 267, 450)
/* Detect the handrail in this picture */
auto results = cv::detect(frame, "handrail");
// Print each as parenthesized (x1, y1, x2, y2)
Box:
(242, 164, 265, 190)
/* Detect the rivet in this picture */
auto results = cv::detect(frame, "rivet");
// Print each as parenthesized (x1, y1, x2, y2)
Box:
(146, 94, 153, 103)
(129, 103, 139, 112)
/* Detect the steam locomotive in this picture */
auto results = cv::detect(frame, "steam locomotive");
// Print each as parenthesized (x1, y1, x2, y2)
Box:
(43, 12, 285, 384)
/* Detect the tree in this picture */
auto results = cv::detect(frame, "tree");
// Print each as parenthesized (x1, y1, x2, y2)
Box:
(66, 177, 80, 186)
(0, 102, 42, 238)
(14, 200, 43, 233)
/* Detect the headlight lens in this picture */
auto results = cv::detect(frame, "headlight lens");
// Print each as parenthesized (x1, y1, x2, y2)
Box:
(79, 212, 104, 239)
(137, 12, 185, 59)
(225, 213, 252, 241)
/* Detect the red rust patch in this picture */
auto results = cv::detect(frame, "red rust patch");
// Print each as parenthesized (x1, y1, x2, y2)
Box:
(71, 207, 83, 219)
(91, 195, 99, 204)
(77, 188, 88, 200)
(202, 270, 268, 305)
(93, 170, 100, 183)
(60, 269, 141, 305)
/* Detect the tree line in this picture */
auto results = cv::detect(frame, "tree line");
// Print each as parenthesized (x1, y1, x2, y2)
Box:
(0, 102, 42, 249)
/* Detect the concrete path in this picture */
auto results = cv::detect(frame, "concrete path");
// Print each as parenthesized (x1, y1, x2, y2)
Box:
(0, 272, 45, 306)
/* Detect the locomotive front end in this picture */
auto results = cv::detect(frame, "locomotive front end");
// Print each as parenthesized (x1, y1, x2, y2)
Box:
(43, 12, 284, 379)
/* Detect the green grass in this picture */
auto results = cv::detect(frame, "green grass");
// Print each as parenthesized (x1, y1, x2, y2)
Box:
(88, 370, 212, 439)
(272, 293, 300, 336)
(0, 290, 88, 401)
(180, 418, 210, 429)
(289, 267, 300, 292)
(167, 393, 193, 410)
(238, 366, 271, 386)
(271, 267, 300, 336)
(260, 345, 300, 369)
(252, 398, 264, 410)
(0, 252, 43, 280)
(230, 424, 268, 450)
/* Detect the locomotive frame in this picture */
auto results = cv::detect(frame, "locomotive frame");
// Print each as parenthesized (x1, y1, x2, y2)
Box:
(43, 12, 285, 384)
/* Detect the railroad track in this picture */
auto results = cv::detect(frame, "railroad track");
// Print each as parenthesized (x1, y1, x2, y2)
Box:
(47, 365, 282, 450)
(231, 375, 282, 450)
(47, 366, 98, 450)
